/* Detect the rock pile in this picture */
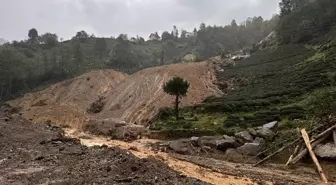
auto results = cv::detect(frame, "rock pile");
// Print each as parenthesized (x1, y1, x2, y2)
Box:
(165, 121, 279, 156)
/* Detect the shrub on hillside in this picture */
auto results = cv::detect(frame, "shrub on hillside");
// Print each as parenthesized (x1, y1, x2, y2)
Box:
(308, 88, 336, 116)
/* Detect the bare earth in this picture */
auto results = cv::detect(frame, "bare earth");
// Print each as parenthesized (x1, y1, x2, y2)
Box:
(9, 62, 221, 129)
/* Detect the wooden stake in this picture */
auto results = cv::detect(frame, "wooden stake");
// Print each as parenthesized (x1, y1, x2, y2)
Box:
(301, 129, 328, 184)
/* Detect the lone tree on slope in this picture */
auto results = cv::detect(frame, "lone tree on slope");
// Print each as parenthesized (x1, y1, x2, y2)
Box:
(163, 76, 190, 120)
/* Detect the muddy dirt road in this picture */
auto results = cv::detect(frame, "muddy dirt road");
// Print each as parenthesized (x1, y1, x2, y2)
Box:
(66, 129, 323, 185)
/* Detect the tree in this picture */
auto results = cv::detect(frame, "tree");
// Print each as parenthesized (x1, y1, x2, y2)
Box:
(279, 0, 309, 16)
(94, 38, 107, 58)
(199, 23, 206, 31)
(74, 30, 89, 41)
(181, 30, 187, 38)
(154, 32, 160, 39)
(163, 76, 190, 120)
(193, 28, 198, 35)
(107, 34, 134, 71)
(231, 19, 238, 28)
(173, 25, 178, 38)
(39, 33, 58, 47)
(28, 28, 39, 42)
(73, 42, 83, 72)
(138, 37, 145, 44)
(162, 31, 173, 41)
(160, 47, 165, 65)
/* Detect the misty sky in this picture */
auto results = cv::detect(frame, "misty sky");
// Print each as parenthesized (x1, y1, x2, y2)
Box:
(0, 0, 280, 41)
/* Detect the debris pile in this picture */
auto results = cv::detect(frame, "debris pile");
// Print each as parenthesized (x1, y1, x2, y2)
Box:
(151, 121, 279, 158)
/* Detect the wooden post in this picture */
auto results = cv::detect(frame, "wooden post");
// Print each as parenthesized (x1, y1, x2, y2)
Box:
(301, 129, 328, 184)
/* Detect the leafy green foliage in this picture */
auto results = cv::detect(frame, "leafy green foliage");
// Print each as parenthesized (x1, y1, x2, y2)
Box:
(163, 76, 190, 97)
(94, 38, 107, 58)
(277, 0, 336, 44)
(28, 28, 38, 41)
(38, 33, 58, 47)
(307, 88, 336, 116)
(163, 77, 190, 120)
(0, 16, 277, 102)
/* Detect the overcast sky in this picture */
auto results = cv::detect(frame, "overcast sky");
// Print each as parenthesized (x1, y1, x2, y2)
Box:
(0, 0, 280, 41)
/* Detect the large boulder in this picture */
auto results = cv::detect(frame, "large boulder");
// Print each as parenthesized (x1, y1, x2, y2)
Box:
(237, 143, 263, 156)
(216, 137, 240, 151)
(315, 143, 336, 159)
(169, 140, 189, 154)
(256, 127, 275, 140)
(235, 131, 253, 142)
(262, 121, 278, 132)
(237, 138, 265, 156)
(225, 148, 244, 161)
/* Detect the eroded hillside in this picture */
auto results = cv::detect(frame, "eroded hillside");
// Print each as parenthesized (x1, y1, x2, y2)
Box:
(9, 61, 222, 130)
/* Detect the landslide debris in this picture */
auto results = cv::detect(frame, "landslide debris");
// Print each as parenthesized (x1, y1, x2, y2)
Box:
(9, 62, 222, 136)
(0, 108, 208, 185)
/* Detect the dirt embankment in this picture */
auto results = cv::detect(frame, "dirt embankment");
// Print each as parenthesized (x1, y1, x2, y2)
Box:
(9, 69, 126, 129)
(9, 62, 221, 129)
(97, 62, 221, 124)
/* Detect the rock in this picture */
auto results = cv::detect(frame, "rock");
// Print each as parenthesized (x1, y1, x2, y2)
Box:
(169, 140, 189, 154)
(190, 137, 199, 146)
(216, 138, 239, 151)
(225, 148, 244, 160)
(237, 142, 264, 156)
(253, 137, 266, 148)
(247, 128, 257, 136)
(262, 121, 278, 132)
(256, 127, 275, 140)
(197, 136, 222, 148)
(223, 135, 235, 140)
(235, 131, 253, 142)
(315, 143, 336, 159)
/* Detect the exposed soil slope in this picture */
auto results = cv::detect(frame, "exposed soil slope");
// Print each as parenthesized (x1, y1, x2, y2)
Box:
(9, 69, 126, 129)
(97, 62, 221, 124)
(9, 62, 221, 129)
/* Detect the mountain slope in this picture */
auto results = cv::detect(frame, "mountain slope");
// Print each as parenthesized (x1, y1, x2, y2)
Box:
(9, 61, 222, 129)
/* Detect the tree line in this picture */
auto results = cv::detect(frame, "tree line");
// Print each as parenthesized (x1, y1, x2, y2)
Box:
(0, 16, 278, 101)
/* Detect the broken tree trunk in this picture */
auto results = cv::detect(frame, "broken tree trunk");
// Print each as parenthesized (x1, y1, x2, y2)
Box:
(286, 143, 302, 166)
(289, 133, 329, 165)
(254, 137, 302, 167)
(251, 124, 327, 165)
(289, 124, 336, 165)
(301, 129, 328, 184)
(311, 124, 336, 143)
